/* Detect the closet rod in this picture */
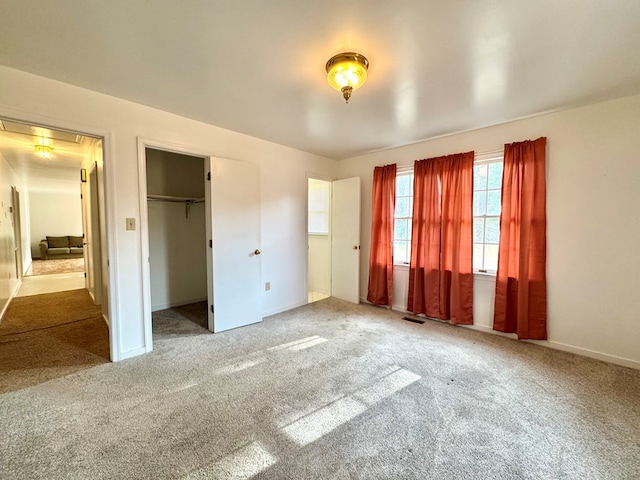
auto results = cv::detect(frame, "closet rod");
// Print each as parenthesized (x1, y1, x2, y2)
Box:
(147, 194, 205, 203)
(147, 194, 205, 219)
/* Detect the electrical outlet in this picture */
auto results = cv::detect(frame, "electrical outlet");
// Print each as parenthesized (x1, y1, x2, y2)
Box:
(126, 218, 136, 231)
(265, 282, 271, 291)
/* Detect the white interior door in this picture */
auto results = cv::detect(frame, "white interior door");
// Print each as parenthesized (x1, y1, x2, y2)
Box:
(331, 177, 361, 303)
(208, 157, 262, 332)
(89, 165, 103, 305)
(10, 187, 23, 280)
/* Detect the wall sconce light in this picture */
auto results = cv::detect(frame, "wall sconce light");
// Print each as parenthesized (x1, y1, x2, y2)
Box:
(34, 144, 54, 159)
(326, 52, 369, 104)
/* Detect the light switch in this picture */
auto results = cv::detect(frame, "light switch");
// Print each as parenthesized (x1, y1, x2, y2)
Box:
(126, 218, 136, 231)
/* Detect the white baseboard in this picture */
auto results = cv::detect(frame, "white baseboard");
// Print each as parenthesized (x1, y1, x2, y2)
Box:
(23, 258, 32, 274)
(0, 278, 22, 327)
(0, 299, 9, 327)
(151, 297, 207, 312)
(118, 346, 148, 361)
(533, 339, 640, 370)
(367, 302, 640, 371)
(461, 324, 639, 370)
(263, 299, 307, 318)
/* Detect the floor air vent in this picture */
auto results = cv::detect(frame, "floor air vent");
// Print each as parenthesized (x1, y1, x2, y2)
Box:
(402, 316, 426, 324)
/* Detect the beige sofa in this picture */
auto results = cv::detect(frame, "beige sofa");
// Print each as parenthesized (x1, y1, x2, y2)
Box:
(39, 235, 84, 260)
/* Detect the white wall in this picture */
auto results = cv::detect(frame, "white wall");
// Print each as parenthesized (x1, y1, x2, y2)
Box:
(146, 148, 205, 198)
(0, 153, 22, 321)
(28, 182, 83, 258)
(0, 65, 338, 360)
(148, 202, 207, 310)
(339, 94, 640, 369)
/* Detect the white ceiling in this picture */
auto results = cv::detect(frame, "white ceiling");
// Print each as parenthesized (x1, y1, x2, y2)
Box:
(0, 0, 639, 160)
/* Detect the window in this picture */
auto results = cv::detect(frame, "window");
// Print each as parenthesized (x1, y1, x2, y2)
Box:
(392, 156, 503, 271)
(308, 179, 330, 235)
(393, 172, 413, 264)
(473, 159, 503, 273)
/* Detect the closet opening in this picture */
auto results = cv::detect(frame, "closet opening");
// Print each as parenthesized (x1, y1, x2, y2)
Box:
(144, 147, 209, 337)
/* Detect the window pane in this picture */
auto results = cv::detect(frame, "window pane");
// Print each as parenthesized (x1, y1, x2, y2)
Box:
(394, 218, 409, 241)
(487, 162, 503, 189)
(486, 190, 501, 215)
(473, 243, 484, 271)
(396, 174, 412, 196)
(474, 164, 487, 190)
(484, 244, 499, 272)
(395, 197, 411, 217)
(309, 212, 329, 234)
(394, 241, 408, 264)
(473, 190, 487, 216)
(473, 218, 485, 243)
(485, 217, 500, 244)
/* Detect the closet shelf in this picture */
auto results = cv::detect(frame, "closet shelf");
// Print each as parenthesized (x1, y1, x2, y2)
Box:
(147, 194, 205, 219)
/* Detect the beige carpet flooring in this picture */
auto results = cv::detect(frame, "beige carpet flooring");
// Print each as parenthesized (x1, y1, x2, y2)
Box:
(0, 289, 109, 393)
(0, 298, 639, 479)
(26, 257, 85, 276)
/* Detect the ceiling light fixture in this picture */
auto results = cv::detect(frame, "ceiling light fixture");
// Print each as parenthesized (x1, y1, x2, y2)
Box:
(34, 144, 53, 159)
(325, 52, 369, 104)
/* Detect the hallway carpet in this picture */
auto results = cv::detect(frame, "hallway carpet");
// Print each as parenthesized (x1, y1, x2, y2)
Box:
(0, 289, 109, 393)
(1, 298, 639, 479)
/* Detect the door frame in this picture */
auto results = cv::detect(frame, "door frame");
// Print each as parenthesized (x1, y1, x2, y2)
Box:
(0, 110, 118, 359)
(136, 137, 212, 352)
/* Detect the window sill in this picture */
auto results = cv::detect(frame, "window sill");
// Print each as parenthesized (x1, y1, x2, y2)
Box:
(393, 263, 410, 270)
(393, 264, 496, 279)
(473, 270, 496, 276)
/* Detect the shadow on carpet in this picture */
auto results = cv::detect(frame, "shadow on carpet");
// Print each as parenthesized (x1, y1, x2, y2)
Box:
(0, 289, 109, 393)
(152, 301, 209, 341)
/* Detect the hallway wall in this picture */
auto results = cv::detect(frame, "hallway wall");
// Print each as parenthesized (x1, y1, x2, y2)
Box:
(28, 181, 83, 258)
(0, 152, 23, 321)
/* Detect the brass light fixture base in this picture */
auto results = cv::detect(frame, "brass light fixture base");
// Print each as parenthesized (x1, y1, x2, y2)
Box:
(341, 86, 353, 103)
(326, 52, 369, 104)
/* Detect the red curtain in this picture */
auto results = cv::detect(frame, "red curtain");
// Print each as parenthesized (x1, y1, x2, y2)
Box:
(407, 152, 474, 324)
(367, 163, 397, 307)
(493, 137, 547, 340)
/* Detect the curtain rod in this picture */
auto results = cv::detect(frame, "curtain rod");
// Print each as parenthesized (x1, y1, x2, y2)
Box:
(395, 148, 503, 172)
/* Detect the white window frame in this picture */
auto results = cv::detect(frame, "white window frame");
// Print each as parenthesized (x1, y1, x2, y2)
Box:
(393, 169, 414, 265)
(391, 152, 504, 272)
(473, 153, 504, 274)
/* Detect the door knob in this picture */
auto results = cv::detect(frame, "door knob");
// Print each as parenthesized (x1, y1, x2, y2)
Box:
(254, 249, 261, 255)
(352, 245, 359, 250)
